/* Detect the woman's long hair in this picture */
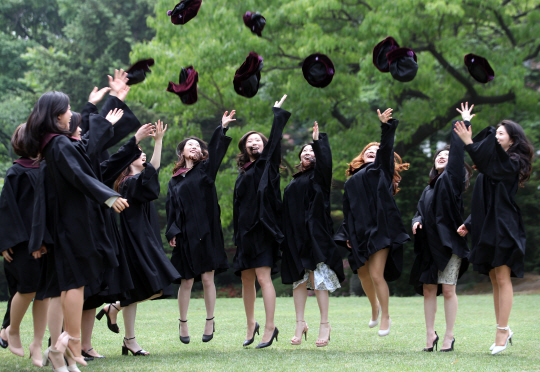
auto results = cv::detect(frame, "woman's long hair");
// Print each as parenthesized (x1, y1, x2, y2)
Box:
(346, 142, 410, 195)
(69, 112, 81, 136)
(236, 131, 268, 171)
(497, 120, 534, 187)
(294, 143, 315, 171)
(428, 145, 474, 190)
(23, 91, 71, 159)
(11, 124, 30, 158)
(172, 136, 209, 174)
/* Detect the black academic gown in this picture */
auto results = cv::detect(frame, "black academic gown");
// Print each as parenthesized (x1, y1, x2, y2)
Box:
(281, 134, 345, 284)
(464, 126, 526, 277)
(409, 121, 470, 296)
(165, 125, 231, 282)
(0, 159, 43, 294)
(335, 119, 410, 282)
(29, 134, 121, 295)
(118, 163, 182, 305)
(232, 107, 291, 276)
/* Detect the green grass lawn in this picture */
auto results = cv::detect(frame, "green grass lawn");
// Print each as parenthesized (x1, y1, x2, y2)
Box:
(1, 294, 539, 371)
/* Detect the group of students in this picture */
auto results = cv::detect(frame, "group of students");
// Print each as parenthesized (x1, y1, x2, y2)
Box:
(0, 69, 534, 370)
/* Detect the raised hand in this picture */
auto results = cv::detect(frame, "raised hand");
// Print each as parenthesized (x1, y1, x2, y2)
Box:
(105, 108, 124, 125)
(222, 110, 236, 128)
(412, 222, 422, 235)
(108, 69, 129, 97)
(274, 94, 287, 108)
(134, 123, 156, 144)
(150, 120, 167, 141)
(117, 85, 131, 102)
(1, 248, 14, 263)
(453, 121, 473, 145)
(88, 86, 111, 105)
(313, 121, 319, 141)
(457, 224, 469, 237)
(456, 102, 475, 121)
(112, 198, 129, 213)
(377, 108, 393, 123)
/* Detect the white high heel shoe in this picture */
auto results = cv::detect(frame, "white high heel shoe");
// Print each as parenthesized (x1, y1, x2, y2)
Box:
(378, 318, 391, 337)
(43, 347, 69, 372)
(490, 325, 513, 351)
(368, 305, 382, 328)
(492, 326, 513, 355)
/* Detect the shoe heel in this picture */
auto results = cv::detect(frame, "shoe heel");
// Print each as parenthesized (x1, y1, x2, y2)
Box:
(96, 309, 105, 321)
(304, 330, 308, 341)
(509, 336, 513, 346)
(122, 346, 128, 356)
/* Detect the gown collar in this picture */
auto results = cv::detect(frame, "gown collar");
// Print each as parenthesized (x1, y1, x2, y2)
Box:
(13, 157, 39, 168)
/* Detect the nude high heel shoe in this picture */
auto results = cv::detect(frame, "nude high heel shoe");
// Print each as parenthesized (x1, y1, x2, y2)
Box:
(43, 347, 69, 372)
(56, 332, 87, 366)
(6, 326, 24, 357)
(290, 320, 308, 345)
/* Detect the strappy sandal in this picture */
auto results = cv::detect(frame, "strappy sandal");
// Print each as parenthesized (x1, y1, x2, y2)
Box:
(316, 322, 331, 347)
(291, 320, 308, 345)
(121, 337, 150, 356)
(96, 304, 120, 333)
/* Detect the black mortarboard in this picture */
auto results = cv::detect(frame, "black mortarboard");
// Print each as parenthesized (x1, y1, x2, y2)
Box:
(243, 11, 266, 37)
(233, 52, 264, 98)
(302, 53, 335, 88)
(387, 47, 418, 83)
(126, 58, 154, 85)
(464, 54, 494, 83)
(167, 0, 202, 25)
(373, 36, 400, 73)
(166, 66, 198, 105)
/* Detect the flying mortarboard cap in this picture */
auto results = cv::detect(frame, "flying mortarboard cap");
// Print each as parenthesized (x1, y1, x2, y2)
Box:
(167, 0, 202, 25)
(126, 59, 155, 85)
(302, 53, 335, 88)
(233, 52, 264, 98)
(166, 66, 198, 105)
(243, 11, 266, 37)
(386, 47, 418, 83)
(373, 36, 400, 73)
(464, 54, 494, 83)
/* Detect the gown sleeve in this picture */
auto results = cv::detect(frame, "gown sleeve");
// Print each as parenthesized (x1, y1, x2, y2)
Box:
(100, 136, 142, 187)
(312, 133, 333, 192)
(83, 114, 114, 160)
(80, 102, 99, 135)
(52, 136, 120, 205)
(412, 210, 422, 227)
(259, 107, 292, 170)
(463, 214, 472, 232)
(374, 119, 399, 177)
(121, 163, 160, 203)
(205, 125, 232, 180)
(99, 96, 141, 150)
(0, 172, 28, 253)
(165, 181, 181, 241)
(334, 189, 350, 247)
(464, 126, 520, 180)
(446, 120, 470, 193)
(28, 164, 54, 254)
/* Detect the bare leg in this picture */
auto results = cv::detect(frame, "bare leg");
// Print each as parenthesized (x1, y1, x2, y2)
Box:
(489, 270, 500, 325)
(178, 279, 194, 337)
(312, 273, 330, 344)
(81, 308, 103, 357)
(423, 284, 438, 348)
(241, 269, 257, 340)
(201, 271, 216, 335)
(442, 284, 457, 349)
(7, 291, 35, 355)
(357, 262, 379, 320)
(494, 265, 513, 346)
(47, 297, 66, 369)
(255, 267, 276, 343)
(122, 303, 147, 354)
(368, 248, 390, 330)
(292, 281, 308, 342)
(61, 287, 85, 359)
(29, 298, 49, 366)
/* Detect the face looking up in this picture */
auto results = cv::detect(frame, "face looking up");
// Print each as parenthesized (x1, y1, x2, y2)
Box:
(435, 150, 449, 172)
(246, 134, 264, 160)
(300, 145, 315, 168)
(363, 145, 379, 164)
(496, 125, 513, 151)
(183, 139, 202, 160)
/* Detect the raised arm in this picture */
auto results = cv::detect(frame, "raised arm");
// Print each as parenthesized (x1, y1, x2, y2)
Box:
(149, 120, 167, 170)
(374, 108, 399, 175)
(206, 110, 234, 180)
(312, 123, 333, 191)
(446, 120, 469, 193)
(260, 95, 291, 167)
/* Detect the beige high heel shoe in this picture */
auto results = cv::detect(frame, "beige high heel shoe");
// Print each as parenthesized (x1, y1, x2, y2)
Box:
(43, 347, 69, 372)
(6, 326, 24, 357)
(28, 342, 43, 367)
(290, 320, 308, 345)
(316, 322, 331, 347)
(56, 332, 87, 366)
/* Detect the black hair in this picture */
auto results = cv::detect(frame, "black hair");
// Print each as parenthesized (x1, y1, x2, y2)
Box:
(497, 120, 534, 187)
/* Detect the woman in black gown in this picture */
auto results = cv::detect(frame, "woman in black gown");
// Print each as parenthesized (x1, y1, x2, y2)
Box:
(335, 108, 410, 337)
(166, 110, 234, 344)
(0, 124, 49, 367)
(24, 91, 129, 370)
(233, 95, 290, 348)
(410, 103, 474, 352)
(101, 120, 181, 356)
(281, 121, 345, 347)
(455, 117, 533, 355)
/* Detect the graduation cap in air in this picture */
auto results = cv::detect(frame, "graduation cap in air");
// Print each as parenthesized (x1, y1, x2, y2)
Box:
(166, 66, 198, 105)
(167, 0, 202, 25)
(233, 52, 263, 98)
(386, 47, 418, 83)
(302, 53, 335, 88)
(464, 54, 494, 84)
(126, 59, 154, 85)
(243, 11, 266, 37)
(373, 36, 400, 73)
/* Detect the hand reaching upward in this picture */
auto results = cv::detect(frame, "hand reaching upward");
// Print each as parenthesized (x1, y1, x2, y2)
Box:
(222, 110, 236, 128)
(454, 121, 473, 145)
(377, 108, 393, 123)
(105, 108, 124, 125)
(274, 94, 287, 108)
(312, 121, 319, 141)
(108, 69, 129, 97)
(88, 86, 111, 105)
(150, 120, 167, 142)
(134, 123, 156, 144)
(117, 86, 131, 102)
(456, 102, 475, 121)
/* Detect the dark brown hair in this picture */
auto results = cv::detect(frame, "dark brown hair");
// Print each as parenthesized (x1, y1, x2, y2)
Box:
(236, 131, 268, 170)
(69, 112, 81, 136)
(11, 124, 30, 158)
(428, 145, 474, 190)
(294, 143, 316, 171)
(172, 136, 209, 174)
(497, 120, 534, 187)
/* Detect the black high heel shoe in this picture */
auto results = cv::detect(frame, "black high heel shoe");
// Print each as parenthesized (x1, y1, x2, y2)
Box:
(440, 337, 455, 352)
(96, 304, 120, 334)
(423, 331, 439, 352)
(243, 322, 260, 347)
(0, 328, 8, 349)
(202, 317, 215, 343)
(255, 327, 279, 349)
(179, 319, 190, 344)
(121, 337, 149, 356)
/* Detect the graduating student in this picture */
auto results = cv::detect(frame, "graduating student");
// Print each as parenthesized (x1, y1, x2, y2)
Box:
(335, 108, 410, 337)
(166, 111, 235, 344)
(281, 121, 345, 347)
(0, 124, 49, 367)
(233, 95, 290, 349)
(24, 91, 129, 371)
(410, 103, 474, 352)
(99, 120, 181, 356)
(455, 117, 533, 355)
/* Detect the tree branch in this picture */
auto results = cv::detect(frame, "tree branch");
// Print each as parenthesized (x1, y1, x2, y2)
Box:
(209, 75, 225, 110)
(331, 102, 355, 129)
(198, 89, 225, 112)
(492, 9, 517, 47)
(427, 44, 477, 96)
(524, 44, 540, 61)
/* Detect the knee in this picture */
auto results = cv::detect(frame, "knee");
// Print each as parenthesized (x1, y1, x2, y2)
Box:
(369, 271, 385, 285)
(256, 275, 273, 289)
(181, 279, 194, 290)
(442, 286, 456, 300)
(423, 285, 437, 298)
(201, 276, 214, 289)
(241, 273, 255, 286)
(495, 272, 511, 286)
